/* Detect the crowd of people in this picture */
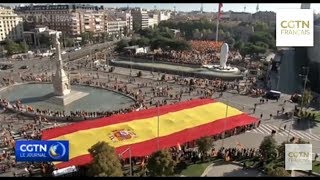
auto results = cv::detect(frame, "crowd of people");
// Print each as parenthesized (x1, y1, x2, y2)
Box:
(0, 39, 295, 177)
(117, 120, 260, 176)
(131, 41, 243, 66)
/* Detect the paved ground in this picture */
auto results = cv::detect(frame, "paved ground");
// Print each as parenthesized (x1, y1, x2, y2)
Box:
(204, 164, 266, 177)
(0, 50, 319, 176)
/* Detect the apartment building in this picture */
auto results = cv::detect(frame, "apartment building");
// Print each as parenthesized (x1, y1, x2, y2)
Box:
(131, 8, 164, 30)
(105, 12, 127, 35)
(0, 7, 24, 42)
(113, 9, 133, 31)
(15, 4, 134, 37)
(14, 4, 104, 36)
(131, 8, 150, 30)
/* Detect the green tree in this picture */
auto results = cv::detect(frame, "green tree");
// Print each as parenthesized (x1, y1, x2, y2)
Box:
(196, 136, 213, 159)
(4, 39, 18, 55)
(87, 141, 123, 177)
(301, 89, 313, 108)
(234, 41, 244, 51)
(63, 38, 75, 47)
(254, 21, 269, 32)
(123, 26, 129, 37)
(81, 32, 94, 44)
(259, 135, 278, 162)
(268, 167, 290, 177)
(136, 37, 150, 47)
(19, 41, 28, 53)
(277, 141, 287, 162)
(133, 21, 141, 32)
(115, 39, 129, 52)
(38, 34, 51, 48)
(146, 150, 176, 177)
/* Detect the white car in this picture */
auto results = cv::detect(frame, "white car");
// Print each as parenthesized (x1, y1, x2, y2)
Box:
(61, 51, 67, 55)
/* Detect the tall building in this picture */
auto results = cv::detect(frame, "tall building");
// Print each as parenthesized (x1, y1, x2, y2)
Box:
(131, 8, 150, 30)
(113, 9, 133, 31)
(15, 4, 132, 37)
(0, 7, 24, 42)
(14, 4, 104, 37)
(105, 12, 127, 36)
(306, 23, 320, 93)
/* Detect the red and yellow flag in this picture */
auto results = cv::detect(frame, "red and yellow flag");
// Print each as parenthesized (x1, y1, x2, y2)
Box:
(42, 98, 257, 169)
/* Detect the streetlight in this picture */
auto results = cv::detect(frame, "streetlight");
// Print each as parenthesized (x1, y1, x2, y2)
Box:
(119, 147, 132, 176)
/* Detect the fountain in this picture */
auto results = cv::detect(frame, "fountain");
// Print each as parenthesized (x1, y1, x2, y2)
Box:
(202, 43, 240, 74)
(0, 31, 135, 114)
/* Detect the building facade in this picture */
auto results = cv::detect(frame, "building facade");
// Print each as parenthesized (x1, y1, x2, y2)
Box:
(306, 25, 320, 93)
(15, 4, 130, 37)
(131, 8, 161, 30)
(0, 7, 24, 42)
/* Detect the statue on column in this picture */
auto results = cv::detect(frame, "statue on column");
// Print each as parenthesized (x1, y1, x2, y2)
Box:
(52, 31, 71, 96)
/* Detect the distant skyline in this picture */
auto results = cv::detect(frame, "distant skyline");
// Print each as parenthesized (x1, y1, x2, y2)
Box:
(2, 3, 320, 13)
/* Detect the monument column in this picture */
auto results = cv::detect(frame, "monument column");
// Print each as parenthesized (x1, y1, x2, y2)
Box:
(52, 32, 71, 96)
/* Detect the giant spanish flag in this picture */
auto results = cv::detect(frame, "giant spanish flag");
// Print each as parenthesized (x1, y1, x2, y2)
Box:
(42, 98, 257, 169)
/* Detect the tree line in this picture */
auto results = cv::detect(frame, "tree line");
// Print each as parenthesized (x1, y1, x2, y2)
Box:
(158, 19, 276, 57)
(115, 27, 191, 53)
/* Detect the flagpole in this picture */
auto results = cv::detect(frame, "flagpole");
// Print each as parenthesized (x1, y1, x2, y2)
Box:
(157, 103, 160, 150)
(215, 3, 221, 42)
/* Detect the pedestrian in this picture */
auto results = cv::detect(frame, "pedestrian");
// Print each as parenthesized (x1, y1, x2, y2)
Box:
(284, 125, 287, 130)
(253, 108, 256, 114)
(260, 114, 263, 119)
(315, 153, 319, 161)
(269, 114, 272, 119)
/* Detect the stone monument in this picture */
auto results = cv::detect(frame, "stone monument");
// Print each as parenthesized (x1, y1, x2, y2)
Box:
(220, 43, 229, 69)
(49, 32, 89, 106)
(52, 32, 71, 96)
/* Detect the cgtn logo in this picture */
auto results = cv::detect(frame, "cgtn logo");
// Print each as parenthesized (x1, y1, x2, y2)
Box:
(15, 140, 69, 162)
(276, 9, 314, 47)
(285, 144, 312, 170)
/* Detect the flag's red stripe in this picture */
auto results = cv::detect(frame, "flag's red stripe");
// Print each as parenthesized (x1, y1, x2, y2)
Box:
(54, 113, 257, 169)
(42, 98, 215, 140)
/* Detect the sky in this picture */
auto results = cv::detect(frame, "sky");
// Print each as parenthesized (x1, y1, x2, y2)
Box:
(2, 3, 320, 13)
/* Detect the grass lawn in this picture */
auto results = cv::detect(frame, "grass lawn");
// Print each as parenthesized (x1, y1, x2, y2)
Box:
(180, 162, 212, 177)
(313, 161, 320, 173)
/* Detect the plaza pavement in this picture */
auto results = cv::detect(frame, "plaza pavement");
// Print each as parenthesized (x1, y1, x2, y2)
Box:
(1, 52, 320, 176)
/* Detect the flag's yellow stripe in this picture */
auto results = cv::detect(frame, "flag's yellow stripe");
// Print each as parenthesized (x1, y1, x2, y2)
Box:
(52, 102, 242, 160)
